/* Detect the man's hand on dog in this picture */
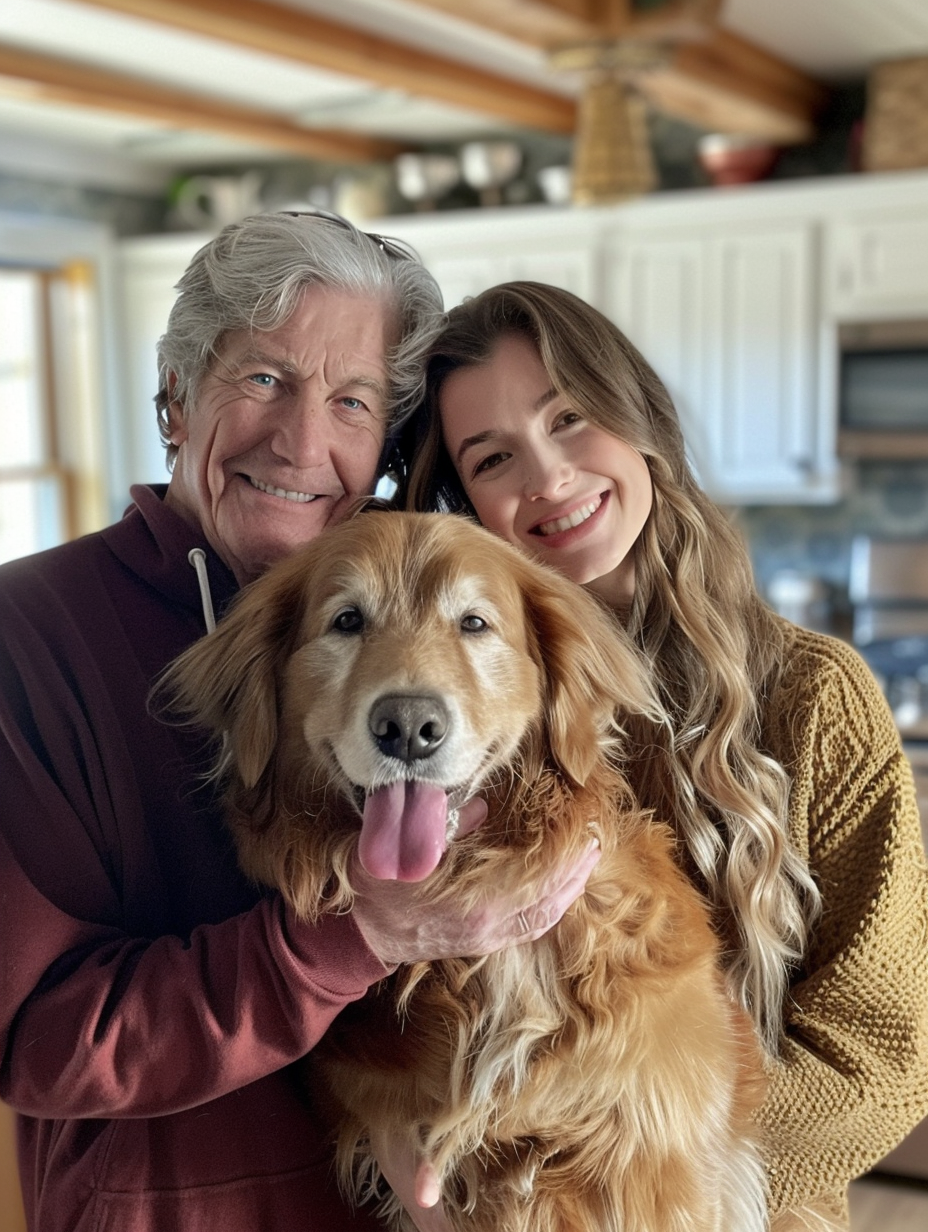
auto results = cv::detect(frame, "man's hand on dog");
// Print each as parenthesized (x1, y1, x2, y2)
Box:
(352, 811, 601, 1228)
(351, 819, 602, 967)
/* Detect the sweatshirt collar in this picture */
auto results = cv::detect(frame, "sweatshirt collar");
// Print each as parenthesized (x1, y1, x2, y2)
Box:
(101, 483, 240, 627)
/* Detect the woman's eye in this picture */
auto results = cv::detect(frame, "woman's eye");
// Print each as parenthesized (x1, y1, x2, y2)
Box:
(460, 614, 488, 633)
(554, 409, 582, 429)
(332, 606, 364, 634)
(473, 452, 508, 476)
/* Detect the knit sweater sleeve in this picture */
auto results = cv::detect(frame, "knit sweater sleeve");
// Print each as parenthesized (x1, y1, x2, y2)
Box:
(759, 628, 928, 1213)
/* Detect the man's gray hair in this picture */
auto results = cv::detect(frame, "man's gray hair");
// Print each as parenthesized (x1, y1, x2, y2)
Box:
(155, 210, 444, 466)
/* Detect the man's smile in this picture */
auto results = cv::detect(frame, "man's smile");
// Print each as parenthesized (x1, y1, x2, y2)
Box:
(248, 475, 320, 504)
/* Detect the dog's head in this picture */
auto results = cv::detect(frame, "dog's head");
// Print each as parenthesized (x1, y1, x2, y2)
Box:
(162, 512, 660, 911)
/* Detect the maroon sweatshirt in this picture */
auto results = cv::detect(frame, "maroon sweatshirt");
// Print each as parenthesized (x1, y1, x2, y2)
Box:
(0, 486, 388, 1232)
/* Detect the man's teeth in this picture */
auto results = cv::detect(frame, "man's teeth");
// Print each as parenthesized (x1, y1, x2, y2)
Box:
(249, 476, 317, 503)
(537, 498, 600, 537)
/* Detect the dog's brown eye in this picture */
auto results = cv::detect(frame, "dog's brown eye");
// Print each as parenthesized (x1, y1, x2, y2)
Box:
(333, 607, 364, 634)
(460, 614, 487, 633)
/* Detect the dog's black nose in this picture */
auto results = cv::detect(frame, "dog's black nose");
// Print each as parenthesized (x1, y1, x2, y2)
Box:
(369, 694, 449, 762)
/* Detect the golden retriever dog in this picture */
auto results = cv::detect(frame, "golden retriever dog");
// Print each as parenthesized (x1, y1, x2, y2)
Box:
(162, 509, 819, 1232)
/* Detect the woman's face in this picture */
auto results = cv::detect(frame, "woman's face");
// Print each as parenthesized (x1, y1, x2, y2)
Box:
(439, 332, 653, 610)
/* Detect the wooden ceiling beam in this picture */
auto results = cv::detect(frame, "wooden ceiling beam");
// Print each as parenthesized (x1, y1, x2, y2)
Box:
(74, 0, 578, 133)
(406, 1, 725, 46)
(634, 28, 829, 142)
(5, 1, 827, 152)
(411, 0, 823, 139)
(393, 0, 602, 47)
(0, 42, 405, 162)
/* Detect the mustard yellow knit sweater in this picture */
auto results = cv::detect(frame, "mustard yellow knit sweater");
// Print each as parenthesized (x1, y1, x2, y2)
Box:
(757, 621, 928, 1223)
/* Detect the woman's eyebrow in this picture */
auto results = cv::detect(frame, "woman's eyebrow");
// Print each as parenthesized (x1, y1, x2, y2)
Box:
(456, 429, 497, 466)
(454, 387, 560, 465)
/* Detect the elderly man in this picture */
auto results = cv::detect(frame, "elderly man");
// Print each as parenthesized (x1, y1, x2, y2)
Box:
(0, 212, 597, 1232)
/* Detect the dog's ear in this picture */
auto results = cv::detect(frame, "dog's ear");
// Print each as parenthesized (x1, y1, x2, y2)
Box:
(519, 561, 660, 786)
(157, 563, 308, 790)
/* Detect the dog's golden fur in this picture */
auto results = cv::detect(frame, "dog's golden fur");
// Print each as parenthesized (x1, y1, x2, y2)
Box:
(162, 510, 829, 1232)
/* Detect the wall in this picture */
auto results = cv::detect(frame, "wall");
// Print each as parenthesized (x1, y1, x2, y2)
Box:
(739, 461, 928, 633)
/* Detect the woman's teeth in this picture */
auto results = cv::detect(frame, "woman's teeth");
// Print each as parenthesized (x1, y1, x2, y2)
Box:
(249, 476, 317, 503)
(537, 498, 601, 537)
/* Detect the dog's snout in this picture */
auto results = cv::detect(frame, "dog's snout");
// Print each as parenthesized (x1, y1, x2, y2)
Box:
(369, 694, 449, 762)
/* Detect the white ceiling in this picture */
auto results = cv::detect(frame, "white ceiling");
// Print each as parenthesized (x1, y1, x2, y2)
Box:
(0, 0, 926, 192)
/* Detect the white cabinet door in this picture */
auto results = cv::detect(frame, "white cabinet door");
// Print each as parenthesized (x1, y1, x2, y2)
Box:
(419, 244, 597, 309)
(604, 232, 708, 478)
(702, 223, 834, 503)
(117, 234, 209, 485)
(379, 212, 600, 309)
(505, 242, 598, 304)
(413, 254, 501, 310)
(828, 209, 928, 320)
(605, 222, 836, 504)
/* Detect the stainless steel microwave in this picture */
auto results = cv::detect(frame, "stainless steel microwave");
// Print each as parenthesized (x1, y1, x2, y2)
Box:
(838, 319, 928, 458)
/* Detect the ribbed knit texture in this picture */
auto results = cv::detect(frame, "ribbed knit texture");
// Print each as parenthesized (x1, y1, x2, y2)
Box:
(757, 622, 928, 1221)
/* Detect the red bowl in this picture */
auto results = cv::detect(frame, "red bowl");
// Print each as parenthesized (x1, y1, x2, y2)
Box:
(698, 137, 779, 186)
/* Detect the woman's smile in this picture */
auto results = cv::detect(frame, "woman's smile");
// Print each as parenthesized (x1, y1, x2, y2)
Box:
(530, 493, 605, 539)
(439, 333, 652, 610)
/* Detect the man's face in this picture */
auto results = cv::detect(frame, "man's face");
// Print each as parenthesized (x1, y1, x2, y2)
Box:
(165, 285, 393, 585)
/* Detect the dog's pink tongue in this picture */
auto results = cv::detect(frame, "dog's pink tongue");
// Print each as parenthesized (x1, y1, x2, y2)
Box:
(359, 781, 450, 881)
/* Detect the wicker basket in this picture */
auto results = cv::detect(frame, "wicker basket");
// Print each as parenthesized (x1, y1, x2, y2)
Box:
(571, 73, 656, 205)
(861, 56, 928, 173)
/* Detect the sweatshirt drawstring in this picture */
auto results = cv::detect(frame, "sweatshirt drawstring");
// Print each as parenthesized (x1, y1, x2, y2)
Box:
(187, 548, 217, 634)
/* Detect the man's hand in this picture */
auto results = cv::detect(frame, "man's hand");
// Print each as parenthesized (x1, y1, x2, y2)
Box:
(368, 1127, 450, 1232)
(351, 833, 601, 968)
(351, 808, 601, 1223)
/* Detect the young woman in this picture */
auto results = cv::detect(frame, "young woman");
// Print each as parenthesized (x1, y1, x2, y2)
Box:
(403, 280, 928, 1228)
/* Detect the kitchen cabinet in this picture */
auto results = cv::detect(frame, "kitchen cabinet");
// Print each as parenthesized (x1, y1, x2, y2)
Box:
(604, 220, 834, 503)
(705, 223, 829, 503)
(828, 207, 928, 320)
(117, 232, 211, 486)
(602, 230, 708, 478)
(391, 220, 602, 309)
(604, 230, 705, 416)
(383, 204, 838, 504)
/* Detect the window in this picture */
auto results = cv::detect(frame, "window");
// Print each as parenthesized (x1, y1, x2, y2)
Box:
(0, 263, 106, 566)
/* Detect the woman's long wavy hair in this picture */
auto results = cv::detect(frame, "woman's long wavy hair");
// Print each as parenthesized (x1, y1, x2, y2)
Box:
(404, 281, 821, 1054)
